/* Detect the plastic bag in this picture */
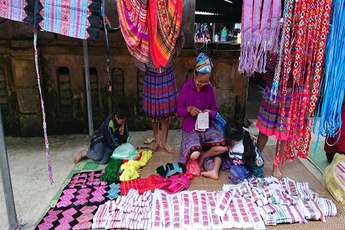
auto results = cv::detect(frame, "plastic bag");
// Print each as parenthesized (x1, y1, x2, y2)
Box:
(186, 159, 201, 177)
(111, 143, 138, 160)
(324, 153, 345, 205)
(216, 112, 227, 131)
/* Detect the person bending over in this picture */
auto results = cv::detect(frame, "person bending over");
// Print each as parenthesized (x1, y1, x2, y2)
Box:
(74, 103, 130, 164)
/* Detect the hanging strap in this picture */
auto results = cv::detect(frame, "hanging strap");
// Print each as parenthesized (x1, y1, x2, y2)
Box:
(32, 0, 53, 183)
(102, 0, 121, 93)
(33, 30, 53, 184)
(102, 0, 112, 93)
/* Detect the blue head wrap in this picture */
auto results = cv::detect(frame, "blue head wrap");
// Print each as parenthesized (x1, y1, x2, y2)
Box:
(195, 52, 213, 74)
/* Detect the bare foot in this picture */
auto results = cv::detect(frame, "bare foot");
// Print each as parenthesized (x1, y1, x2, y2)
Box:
(149, 141, 160, 152)
(160, 144, 174, 154)
(272, 167, 283, 179)
(73, 149, 87, 164)
(201, 170, 219, 180)
(190, 151, 201, 160)
(198, 155, 206, 169)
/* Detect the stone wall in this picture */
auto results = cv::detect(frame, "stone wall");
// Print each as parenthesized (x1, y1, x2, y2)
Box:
(0, 2, 247, 136)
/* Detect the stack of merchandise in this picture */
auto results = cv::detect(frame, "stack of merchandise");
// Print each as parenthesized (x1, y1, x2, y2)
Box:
(216, 183, 265, 229)
(92, 189, 153, 229)
(221, 177, 337, 226)
(151, 189, 222, 230)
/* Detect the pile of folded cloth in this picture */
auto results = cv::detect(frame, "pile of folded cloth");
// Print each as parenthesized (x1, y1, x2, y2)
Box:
(220, 177, 337, 227)
(151, 189, 222, 230)
(91, 176, 337, 230)
(92, 189, 153, 229)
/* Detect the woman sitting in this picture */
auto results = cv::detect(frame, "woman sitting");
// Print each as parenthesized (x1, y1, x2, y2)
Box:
(74, 103, 130, 164)
(177, 52, 227, 179)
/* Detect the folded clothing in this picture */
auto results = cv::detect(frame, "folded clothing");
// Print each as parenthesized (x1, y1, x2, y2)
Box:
(152, 189, 222, 230)
(120, 174, 191, 196)
(156, 162, 186, 178)
(92, 189, 153, 229)
(120, 150, 153, 181)
(101, 159, 122, 183)
(317, 197, 337, 217)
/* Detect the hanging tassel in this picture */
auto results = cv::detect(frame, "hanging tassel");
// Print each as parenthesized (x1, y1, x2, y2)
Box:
(34, 30, 53, 184)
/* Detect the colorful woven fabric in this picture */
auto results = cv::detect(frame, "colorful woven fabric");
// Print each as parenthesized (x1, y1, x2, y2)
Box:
(271, 0, 332, 166)
(36, 171, 110, 229)
(116, 0, 149, 65)
(256, 86, 292, 141)
(220, 177, 337, 227)
(0, 0, 27, 22)
(239, 0, 281, 75)
(152, 190, 222, 230)
(39, 0, 102, 40)
(117, 0, 182, 68)
(93, 189, 153, 229)
(143, 66, 177, 119)
(148, 0, 182, 68)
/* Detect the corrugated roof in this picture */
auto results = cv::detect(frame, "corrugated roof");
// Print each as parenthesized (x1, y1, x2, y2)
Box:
(195, 0, 242, 23)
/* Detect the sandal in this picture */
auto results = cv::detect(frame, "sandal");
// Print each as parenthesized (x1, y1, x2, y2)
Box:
(144, 137, 155, 145)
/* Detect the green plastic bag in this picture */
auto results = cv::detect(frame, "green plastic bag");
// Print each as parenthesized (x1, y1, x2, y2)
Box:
(111, 143, 138, 160)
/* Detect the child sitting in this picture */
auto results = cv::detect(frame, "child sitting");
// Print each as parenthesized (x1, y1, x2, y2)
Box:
(223, 123, 264, 183)
(74, 103, 130, 164)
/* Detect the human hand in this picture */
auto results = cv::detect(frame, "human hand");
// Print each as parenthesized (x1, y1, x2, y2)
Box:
(118, 125, 125, 136)
(187, 106, 201, 116)
(203, 109, 210, 113)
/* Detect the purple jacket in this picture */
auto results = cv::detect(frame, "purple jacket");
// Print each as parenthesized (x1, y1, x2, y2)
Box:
(177, 78, 217, 132)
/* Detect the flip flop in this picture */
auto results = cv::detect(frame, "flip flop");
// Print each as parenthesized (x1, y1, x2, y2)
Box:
(144, 137, 155, 145)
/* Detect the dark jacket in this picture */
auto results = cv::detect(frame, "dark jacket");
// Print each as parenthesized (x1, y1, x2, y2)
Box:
(90, 114, 129, 150)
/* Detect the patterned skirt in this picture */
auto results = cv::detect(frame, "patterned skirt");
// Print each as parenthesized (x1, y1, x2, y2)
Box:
(143, 67, 177, 119)
(256, 86, 292, 141)
(179, 120, 225, 164)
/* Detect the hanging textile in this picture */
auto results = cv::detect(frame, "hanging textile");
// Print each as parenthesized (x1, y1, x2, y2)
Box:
(271, 0, 332, 166)
(34, 29, 53, 183)
(239, 0, 281, 75)
(0, 0, 41, 24)
(147, 0, 182, 68)
(116, 0, 150, 65)
(38, 0, 102, 40)
(116, 0, 182, 68)
(0, 0, 27, 22)
(314, 0, 345, 143)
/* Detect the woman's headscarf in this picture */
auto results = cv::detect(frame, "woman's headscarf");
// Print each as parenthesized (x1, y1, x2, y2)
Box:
(195, 52, 213, 74)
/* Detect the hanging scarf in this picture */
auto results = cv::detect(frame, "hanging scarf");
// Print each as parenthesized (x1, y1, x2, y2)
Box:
(0, 0, 27, 22)
(273, 0, 332, 167)
(116, 0, 150, 65)
(314, 0, 345, 145)
(38, 0, 102, 40)
(0, 0, 42, 24)
(117, 0, 182, 69)
(148, 0, 182, 68)
(239, 0, 281, 75)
